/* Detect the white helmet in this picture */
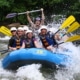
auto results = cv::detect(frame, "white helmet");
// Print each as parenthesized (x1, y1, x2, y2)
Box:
(39, 25, 47, 32)
(17, 27, 24, 31)
(26, 30, 32, 34)
(10, 27, 17, 31)
(23, 26, 29, 31)
(35, 17, 41, 21)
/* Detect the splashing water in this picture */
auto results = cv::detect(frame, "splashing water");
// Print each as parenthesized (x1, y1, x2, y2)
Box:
(54, 43, 80, 80)
(16, 64, 46, 80)
(0, 62, 46, 80)
(0, 40, 80, 80)
(0, 24, 80, 80)
(0, 36, 10, 41)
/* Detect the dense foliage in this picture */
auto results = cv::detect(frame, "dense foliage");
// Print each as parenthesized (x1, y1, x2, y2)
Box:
(0, 0, 80, 25)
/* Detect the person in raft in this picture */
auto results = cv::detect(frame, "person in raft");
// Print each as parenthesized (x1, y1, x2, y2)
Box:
(8, 27, 24, 50)
(26, 8, 45, 37)
(21, 30, 41, 48)
(38, 25, 61, 51)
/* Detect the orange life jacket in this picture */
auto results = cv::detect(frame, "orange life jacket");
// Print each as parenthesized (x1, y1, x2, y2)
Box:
(16, 39, 21, 49)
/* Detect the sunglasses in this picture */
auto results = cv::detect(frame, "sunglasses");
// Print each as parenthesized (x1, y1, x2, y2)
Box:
(18, 31, 23, 32)
(11, 30, 16, 32)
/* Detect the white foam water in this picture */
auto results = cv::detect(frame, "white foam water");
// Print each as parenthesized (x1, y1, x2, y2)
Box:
(0, 26, 80, 80)
(16, 64, 46, 80)
(54, 43, 80, 80)
(0, 42, 80, 80)
(0, 36, 10, 41)
(0, 43, 7, 50)
(0, 62, 46, 80)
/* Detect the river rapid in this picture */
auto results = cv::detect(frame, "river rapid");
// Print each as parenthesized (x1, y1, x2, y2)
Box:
(0, 25, 80, 80)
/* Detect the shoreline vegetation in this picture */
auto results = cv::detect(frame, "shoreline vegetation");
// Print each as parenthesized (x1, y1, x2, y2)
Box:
(0, 0, 80, 25)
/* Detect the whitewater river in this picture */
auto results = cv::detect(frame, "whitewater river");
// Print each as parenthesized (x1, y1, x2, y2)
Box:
(0, 37, 80, 80)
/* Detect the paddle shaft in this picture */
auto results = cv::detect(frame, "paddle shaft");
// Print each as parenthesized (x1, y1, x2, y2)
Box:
(0, 49, 13, 55)
(18, 9, 41, 15)
(6, 9, 41, 18)
(58, 42, 65, 45)
(0, 50, 12, 55)
(0, 50, 9, 55)
(0, 49, 8, 52)
(54, 29, 60, 35)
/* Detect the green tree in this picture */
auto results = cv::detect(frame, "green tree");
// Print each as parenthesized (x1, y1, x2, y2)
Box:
(0, 0, 80, 25)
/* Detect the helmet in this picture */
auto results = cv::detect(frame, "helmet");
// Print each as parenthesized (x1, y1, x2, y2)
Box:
(17, 27, 24, 31)
(26, 30, 32, 34)
(35, 17, 41, 21)
(10, 27, 17, 31)
(23, 26, 29, 31)
(40, 25, 47, 31)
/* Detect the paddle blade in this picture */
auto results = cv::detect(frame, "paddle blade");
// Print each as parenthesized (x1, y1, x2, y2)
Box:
(6, 13, 17, 18)
(65, 35, 80, 42)
(60, 15, 75, 29)
(67, 22, 80, 33)
(0, 29, 10, 36)
(0, 26, 12, 36)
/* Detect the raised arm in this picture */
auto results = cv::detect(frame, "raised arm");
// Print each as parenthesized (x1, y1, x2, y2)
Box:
(41, 8, 45, 25)
(26, 11, 33, 24)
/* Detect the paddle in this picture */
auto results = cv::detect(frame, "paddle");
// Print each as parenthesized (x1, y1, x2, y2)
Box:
(54, 15, 75, 34)
(59, 35, 80, 45)
(0, 49, 9, 55)
(62, 22, 80, 36)
(0, 49, 8, 52)
(6, 9, 41, 18)
(0, 26, 12, 36)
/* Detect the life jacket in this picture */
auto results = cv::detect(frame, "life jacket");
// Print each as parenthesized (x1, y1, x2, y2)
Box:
(25, 38, 35, 48)
(9, 36, 23, 49)
(39, 32, 57, 48)
(15, 39, 21, 49)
